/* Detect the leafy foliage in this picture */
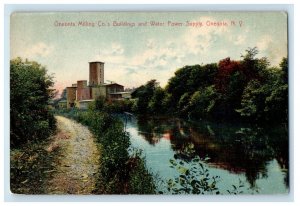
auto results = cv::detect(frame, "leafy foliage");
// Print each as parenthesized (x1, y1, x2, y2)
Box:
(236, 79, 266, 119)
(226, 179, 245, 195)
(167, 155, 220, 194)
(131, 79, 160, 113)
(166, 153, 249, 195)
(10, 58, 56, 148)
(165, 64, 218, 111)
(236, 57, 288, 122)
(188, 86, 220, 119)
(127, 149, 156, 194)
(89, 95, 133, 113)
(131, 48, 288, 124)
(57, 108, 156, 194)
(215, 57, 241, 93)
(148, 87, 167, 114)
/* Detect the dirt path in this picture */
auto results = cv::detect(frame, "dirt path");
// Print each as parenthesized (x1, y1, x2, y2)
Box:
(46, 116, 100, 194)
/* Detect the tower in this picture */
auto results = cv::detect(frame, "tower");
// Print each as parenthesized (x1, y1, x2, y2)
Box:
(89, 61, 104, 86)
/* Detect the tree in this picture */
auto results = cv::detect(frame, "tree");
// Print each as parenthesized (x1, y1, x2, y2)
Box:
(214, 58, 247, 118)
(131, 48, 288, 124)
(279, 57, 288, 84)
(131, 79, 159, 114)
(95, 95, 106, 111)
(178, 92, 191, 117)
(148, 87, 167, 114)
(240, 47, 270, 81)
(214, 48, 272, 119)
(10, 58, 56, 147)
(236, 80, 266, 120)
(188, 86, 220, 119)
(215, 57, 241, 93)
(166, 64, 218, 112)
(236, 57, 288, 123)
(187, 63, 218, 91)
(166, 66, 194, 108)
(264, 83, 288, 122)
(264, 58, 288, 122)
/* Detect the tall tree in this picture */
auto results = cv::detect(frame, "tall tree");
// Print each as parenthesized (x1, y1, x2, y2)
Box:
(10, 58, 56, 147)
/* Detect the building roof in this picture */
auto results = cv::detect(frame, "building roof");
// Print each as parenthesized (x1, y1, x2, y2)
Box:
(89, 61, 105, 64)
(105, 83, 124, 87)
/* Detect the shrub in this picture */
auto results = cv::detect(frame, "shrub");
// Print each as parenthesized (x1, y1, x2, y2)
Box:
(58, 108, 156, 194)
(167, 155, 220, 194)
(128, 152, 156, 194)
(10, 58, 56, 148)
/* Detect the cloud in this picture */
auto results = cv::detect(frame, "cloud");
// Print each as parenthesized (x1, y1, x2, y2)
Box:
(183, 17, 231, 56)
(234, 35, 246, 45)
(263, 41, 287, 66)
(91, 17, 236, 87)
(127, 39, 184, 70)
(110, 43, 124, 55)
(90, 16, 285, 88)
(92, 40, 179, 87)
(107, 65, 177, 88)
(93, 42, 126, 64)
(93, 19, 233, 88)
(24, 42, 54, 58)
(256, 35, 273, 51)
(254, 35, 286, 66)
(125, 67, 138, 75)
(100, 42, 124, 56)
(218, 49, 229, 57)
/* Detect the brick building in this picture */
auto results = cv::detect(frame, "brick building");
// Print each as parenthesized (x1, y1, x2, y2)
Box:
(65, 61, 131, 109)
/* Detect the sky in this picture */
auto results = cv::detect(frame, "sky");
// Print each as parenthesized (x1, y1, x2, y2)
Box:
(10, 12, 288, 96)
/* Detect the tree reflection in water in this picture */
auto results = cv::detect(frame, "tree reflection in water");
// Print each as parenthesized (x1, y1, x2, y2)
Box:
(133, 115, 289, 190)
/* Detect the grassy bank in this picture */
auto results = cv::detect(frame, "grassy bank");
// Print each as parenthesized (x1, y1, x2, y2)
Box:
(10, 58, 58, 194)
(56, 108, 156, 194)
(10, 137, 59, 194)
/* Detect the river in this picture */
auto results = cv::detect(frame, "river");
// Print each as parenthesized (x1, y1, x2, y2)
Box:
(121, 115, 289, 194)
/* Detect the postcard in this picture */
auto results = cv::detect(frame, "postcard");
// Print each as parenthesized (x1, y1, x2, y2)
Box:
(10, 11, 289, 195)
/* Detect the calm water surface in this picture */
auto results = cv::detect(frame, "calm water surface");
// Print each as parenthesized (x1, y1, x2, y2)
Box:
(122, 115, 289, 194)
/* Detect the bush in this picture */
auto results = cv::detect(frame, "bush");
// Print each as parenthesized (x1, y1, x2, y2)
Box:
(10, 58, 56, 148)
(128, 151, 156, 194)
(58, 108, 156, 194)
(167, 155, 220, 194)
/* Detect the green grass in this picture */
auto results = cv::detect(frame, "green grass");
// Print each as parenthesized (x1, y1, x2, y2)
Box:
(56, 108, 157, 194)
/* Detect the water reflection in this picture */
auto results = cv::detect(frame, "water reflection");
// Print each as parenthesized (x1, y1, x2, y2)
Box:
(123, 115, 289, 193)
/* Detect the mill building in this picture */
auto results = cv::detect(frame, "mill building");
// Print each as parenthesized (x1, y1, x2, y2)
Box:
(63, 61, 130, 109)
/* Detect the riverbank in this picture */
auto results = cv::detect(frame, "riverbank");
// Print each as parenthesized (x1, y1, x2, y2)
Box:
(52, 108, 288, 194)
(57, 108, 157, 194)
